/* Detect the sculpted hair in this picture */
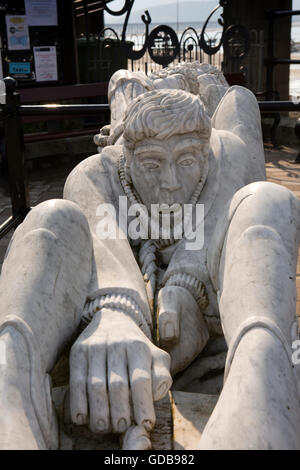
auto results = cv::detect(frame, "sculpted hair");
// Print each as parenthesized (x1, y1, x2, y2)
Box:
(122, 89, 211, 151)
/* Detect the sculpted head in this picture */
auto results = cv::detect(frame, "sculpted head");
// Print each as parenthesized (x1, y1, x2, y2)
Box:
(122, 89, 211, 210)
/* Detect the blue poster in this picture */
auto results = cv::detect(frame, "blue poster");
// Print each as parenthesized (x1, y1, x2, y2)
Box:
(9, 62, 31, 74)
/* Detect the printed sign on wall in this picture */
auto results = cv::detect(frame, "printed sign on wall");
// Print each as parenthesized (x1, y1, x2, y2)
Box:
(33, 46, 58, 82)
(9, 62, 31, 77)
(25, 0, 58, 26)
(6, 16, 30, 50)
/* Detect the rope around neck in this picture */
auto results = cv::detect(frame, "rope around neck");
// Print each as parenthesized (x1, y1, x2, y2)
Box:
(118, 154, 209, 318)
(118, 154, 208, 247)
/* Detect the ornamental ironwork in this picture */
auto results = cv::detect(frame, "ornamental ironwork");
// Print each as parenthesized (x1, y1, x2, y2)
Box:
(100, 0, 250, 70)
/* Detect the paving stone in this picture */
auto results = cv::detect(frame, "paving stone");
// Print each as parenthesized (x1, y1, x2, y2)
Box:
(292, 191, 300, 199)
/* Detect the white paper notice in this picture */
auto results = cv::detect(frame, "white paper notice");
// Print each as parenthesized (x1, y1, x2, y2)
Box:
(25, 0, 58, 26)
(33, 46, 58, 82)
(6, 16, 30, 50)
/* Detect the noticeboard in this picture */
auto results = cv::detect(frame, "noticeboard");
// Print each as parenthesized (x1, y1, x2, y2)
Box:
(0, 0, 77, 87)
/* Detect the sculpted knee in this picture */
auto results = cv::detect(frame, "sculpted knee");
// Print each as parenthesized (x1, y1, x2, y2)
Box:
(223, 223, 287, 280)
(229, 181, 300, 250)
(20, 199, 91, 248)
(238, 224, 283, 245)
(28, 199, 88, 227)
(238, 181, 299, 219)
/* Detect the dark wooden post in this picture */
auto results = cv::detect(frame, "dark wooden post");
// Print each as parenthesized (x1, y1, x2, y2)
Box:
(3, 77, 30, 222)
(58, 0, 80, 85)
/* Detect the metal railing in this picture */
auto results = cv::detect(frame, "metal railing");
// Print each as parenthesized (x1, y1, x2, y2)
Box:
(0, 77, 300, 241)
(0, 77, 109, 239)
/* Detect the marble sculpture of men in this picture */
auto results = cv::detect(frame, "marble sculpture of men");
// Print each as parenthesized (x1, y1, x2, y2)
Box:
(0, 62, 300, 450)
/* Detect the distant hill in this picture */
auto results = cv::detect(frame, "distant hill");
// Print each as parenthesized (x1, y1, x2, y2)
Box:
(105, 1, 219, 24)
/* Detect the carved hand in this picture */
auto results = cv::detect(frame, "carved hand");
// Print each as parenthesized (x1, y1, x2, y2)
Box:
(158, 285, 188, 347)
(158, 285, 209, 375)
(93, 124, 110, 152)
(69, 308, 172, 435)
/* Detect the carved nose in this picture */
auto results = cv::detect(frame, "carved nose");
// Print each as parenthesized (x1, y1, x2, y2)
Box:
(161, 166, 181, 192)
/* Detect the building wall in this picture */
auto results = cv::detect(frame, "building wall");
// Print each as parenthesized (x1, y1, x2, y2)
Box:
(223, 0, 292, 99)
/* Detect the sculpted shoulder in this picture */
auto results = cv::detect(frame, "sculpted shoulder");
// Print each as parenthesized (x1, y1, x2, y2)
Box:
(64, 145, 123, 200)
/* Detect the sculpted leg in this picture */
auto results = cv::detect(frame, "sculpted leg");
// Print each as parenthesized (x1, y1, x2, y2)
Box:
(200, 182, 300, 449)
(0, 199, 93, 449)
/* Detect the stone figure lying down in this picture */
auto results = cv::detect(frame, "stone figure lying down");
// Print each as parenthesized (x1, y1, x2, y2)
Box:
(0, 62, 300, 450)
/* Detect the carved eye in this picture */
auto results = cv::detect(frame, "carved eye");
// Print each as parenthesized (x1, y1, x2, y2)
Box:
(143, 160, 160, 170)
(178, 156, 195, 167)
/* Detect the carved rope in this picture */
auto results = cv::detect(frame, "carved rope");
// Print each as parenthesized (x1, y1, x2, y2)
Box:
(118, 154, 208, 247)
(223, 316, 300, 406)
(164, 272, 208, 311)
(81, 293, 152, 340)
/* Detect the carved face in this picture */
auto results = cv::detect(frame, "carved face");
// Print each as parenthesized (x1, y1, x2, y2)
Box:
(129, 131, 207, 210)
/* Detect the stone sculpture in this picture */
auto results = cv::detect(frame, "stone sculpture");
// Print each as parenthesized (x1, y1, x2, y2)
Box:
(0, 62, 300, 450)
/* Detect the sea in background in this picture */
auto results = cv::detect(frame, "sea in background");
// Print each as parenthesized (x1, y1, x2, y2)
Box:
(106, 20, 300, 97)
(105, 21, 222, 40)
(290, 21, 300, 97)
(292, 21, 300, 42)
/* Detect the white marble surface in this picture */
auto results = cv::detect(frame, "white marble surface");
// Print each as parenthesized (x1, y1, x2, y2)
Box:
(0, 62, 300, 449)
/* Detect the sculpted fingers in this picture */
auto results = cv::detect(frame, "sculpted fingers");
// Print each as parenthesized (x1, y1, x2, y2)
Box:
(151, 346, 173, 402)
(107, 343, 131, 433)
(70, 342, 88, 425)
(87, 342, 109, 433)
(127, 340, 155, 432)
(159, 308, 180, 347)
(158, 286, 181, 348)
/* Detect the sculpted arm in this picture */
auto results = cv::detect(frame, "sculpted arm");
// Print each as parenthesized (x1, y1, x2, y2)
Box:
(63, 151, 172, 442)
(211, 85, 266, 181)
(201, 182, 300, 449)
